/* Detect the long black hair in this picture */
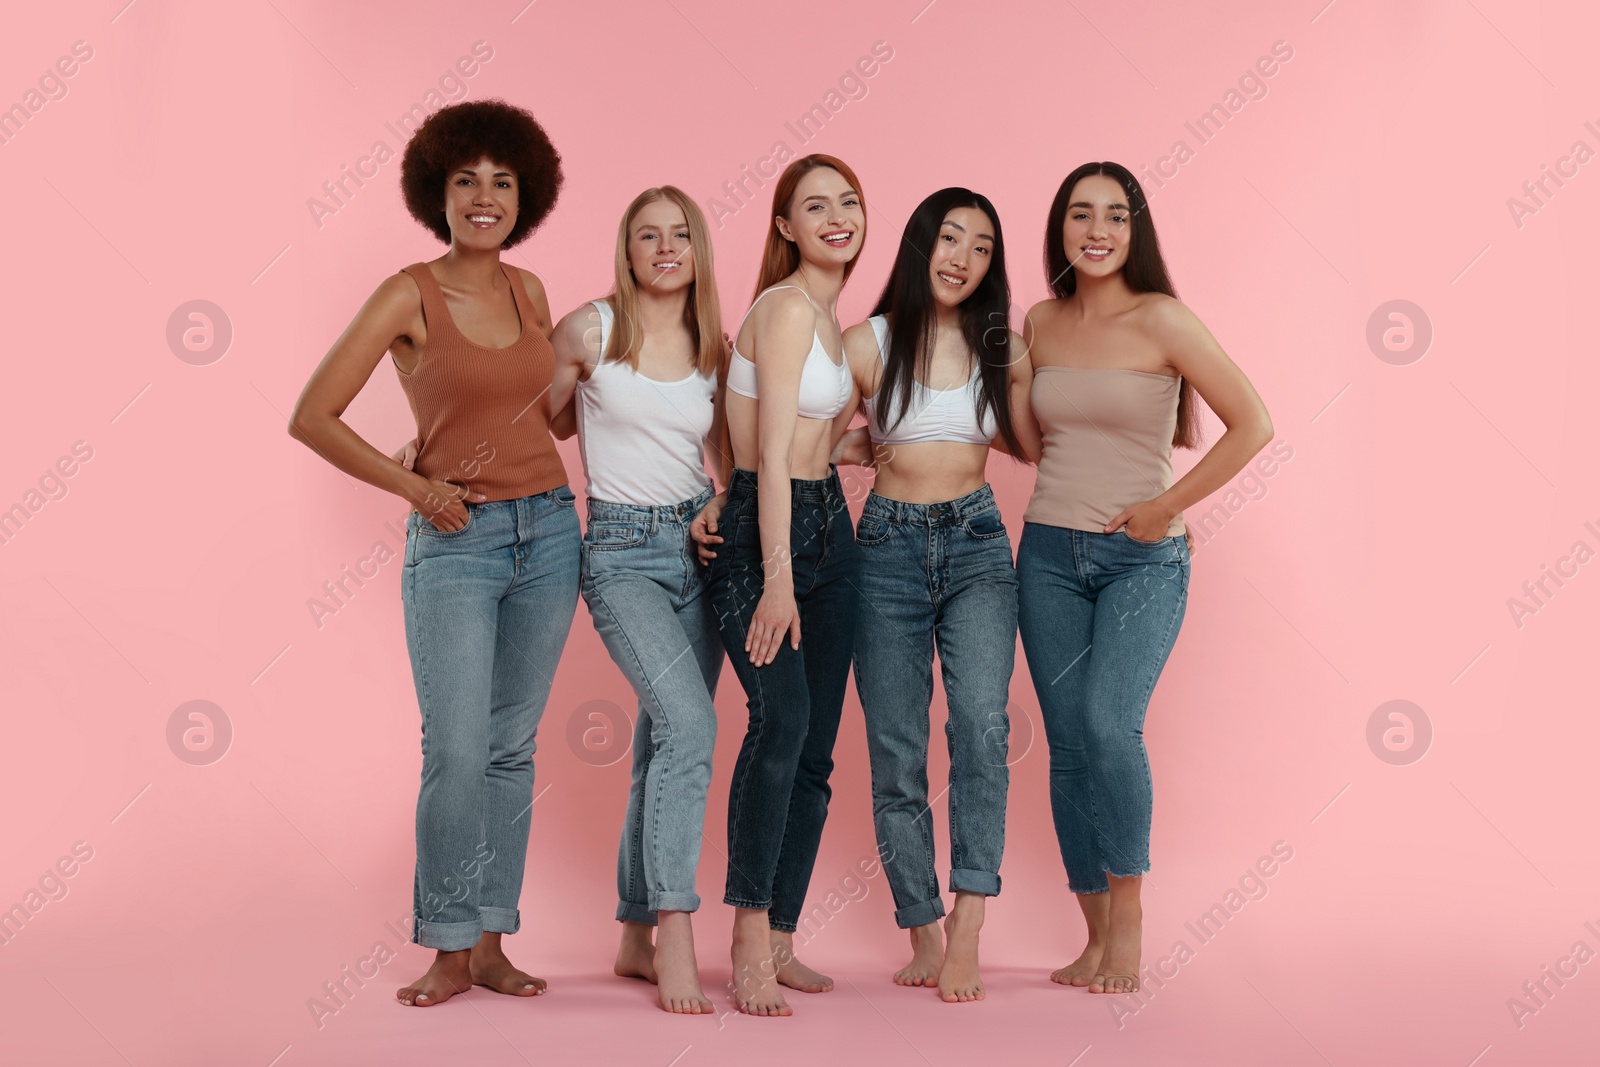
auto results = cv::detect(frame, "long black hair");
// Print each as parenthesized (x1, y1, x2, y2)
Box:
(1043, 162, 1199, 449)
(869, 187, 1021, 457)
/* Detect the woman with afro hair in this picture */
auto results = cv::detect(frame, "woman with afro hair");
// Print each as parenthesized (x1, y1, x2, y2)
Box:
(290, 99, 576, 1008)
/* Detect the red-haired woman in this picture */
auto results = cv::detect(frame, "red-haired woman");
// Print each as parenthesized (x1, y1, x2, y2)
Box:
(692, 154, 865, 1016)
(290, 99, 577, 1008)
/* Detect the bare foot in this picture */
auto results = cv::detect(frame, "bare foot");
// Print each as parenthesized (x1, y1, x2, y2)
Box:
(1052, 888, 1109, 987)
(1089, 876, 1142, 994)
(729, 910, 791, 1016)
(894, 922, 944, 986)
(469, 933, 546, 997)
(771, 930, 833, 993)
(938, 893, 986, 1002)
(396, 949, 472, 1007)
(614, 921, 657, 983)
(1050, 943, 1105, 987)
(655, 912, 714, 1015)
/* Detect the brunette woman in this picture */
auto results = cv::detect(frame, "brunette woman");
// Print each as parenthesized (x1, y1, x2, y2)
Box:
(832, 187, 1037, 1003)
(546, 186, 729, 1014)
(690, 154, 865, 1016)
(289, 100, 577, 1008)
(1017, 162, 1272, 994)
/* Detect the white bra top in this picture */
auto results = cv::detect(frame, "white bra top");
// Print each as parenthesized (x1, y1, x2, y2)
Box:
(725, 285, 853, 420)
(860, 316, 997, 446)
(575, 299, 715, 506)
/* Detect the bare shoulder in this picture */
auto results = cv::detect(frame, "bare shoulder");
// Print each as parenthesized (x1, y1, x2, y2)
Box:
(552, 301, 603, 363)
(506, 263, 548, 301)
(752, 286, 818, 331)
(842, 318, 884, 389)
(1024, 296, 1065, 323)
(364, 269, 426, 333)
(842, 318, 879, 355)
(1133, 293, 1212, 349)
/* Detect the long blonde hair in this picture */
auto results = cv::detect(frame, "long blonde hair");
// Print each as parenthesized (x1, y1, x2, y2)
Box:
(604, 186, 722, 377)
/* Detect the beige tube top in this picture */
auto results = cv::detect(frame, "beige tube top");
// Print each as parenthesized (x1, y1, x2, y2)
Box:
(1023, 366, 1187, 536)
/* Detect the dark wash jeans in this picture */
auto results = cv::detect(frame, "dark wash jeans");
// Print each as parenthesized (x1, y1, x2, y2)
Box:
(707, 467, 860, 932)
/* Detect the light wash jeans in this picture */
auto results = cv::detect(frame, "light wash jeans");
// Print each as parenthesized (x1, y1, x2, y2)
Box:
(580, 487, 723, 922)
(852, 485, 1018, 928)
(401, 487, 580, 951)
(1016, 522, 1189, 894)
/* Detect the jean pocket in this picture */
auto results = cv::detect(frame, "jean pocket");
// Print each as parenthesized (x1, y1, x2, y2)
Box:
(415, 505, 474, 538)
(856, 513, 893, 547)
(550, 485, 577, 508)
(962, 507, 1010, 541)
(585, 520, 647, 551)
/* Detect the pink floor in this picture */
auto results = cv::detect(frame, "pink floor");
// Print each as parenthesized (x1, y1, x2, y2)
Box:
(5, 0, 1598, 1064)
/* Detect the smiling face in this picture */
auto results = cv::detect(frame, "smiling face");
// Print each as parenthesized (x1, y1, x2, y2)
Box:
(775, 166, 864, 268)
(626, 197, 695, 292)
(928, 206, 994, 309)
(1062, 173, 1132, 277)
(444, 156, 519, 248)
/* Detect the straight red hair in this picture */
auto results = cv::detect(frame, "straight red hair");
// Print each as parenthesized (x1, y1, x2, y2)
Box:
(752, 154, 866, 301)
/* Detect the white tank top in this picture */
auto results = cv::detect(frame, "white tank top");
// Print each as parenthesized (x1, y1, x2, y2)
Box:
(860, 316, 997, 446)
(725, 285, 853, 420)
(575, 300, 716, 506)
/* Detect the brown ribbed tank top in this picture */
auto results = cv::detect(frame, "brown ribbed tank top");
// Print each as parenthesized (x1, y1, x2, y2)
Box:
(395, 261, 567, 502)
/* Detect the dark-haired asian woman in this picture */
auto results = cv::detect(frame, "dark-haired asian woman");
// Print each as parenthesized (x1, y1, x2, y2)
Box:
(289, 99, 577, 1008)
(690, 154, 865, 1017)
(1018, 163, 1272, 994)
(831, 188, 1036, 1002)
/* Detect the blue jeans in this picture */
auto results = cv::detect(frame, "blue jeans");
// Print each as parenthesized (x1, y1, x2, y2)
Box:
(852, 485, 1018, 929)
(400, 487, 580, 950)
(1016, 522, 1188, 894)
(580, 487, 723, 923)
(707, 467, 860, 933)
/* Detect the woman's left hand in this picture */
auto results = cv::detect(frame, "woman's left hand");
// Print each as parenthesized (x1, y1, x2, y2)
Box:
(1105, 499, 1177, 544)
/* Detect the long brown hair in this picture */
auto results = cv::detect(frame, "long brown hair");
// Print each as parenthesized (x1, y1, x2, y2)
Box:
(752, 154, 866, 301)
(604, 186, 723, 377)
(1043, 162, 1200, 449)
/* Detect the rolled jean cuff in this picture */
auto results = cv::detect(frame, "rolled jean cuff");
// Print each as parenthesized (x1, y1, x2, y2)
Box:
(949, 869, 1001, 898)
(893, 897, 947, 930)
(650, 890, 702, 914)
(616, 901, 657, 926)
(724, 894, 772, 914)
(479, 906, 520, 935)
(412, 917, 482, 952)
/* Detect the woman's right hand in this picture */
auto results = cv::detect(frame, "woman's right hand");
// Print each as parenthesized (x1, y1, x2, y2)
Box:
(406, 476, 483, 532)
(391, 438, 420, 470)
(747, 585, 801, 666)
(690, 493, 727, 564)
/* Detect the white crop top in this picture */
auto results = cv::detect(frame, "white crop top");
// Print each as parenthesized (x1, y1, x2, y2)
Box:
(575, 299, 716, 506)
(860, 316, 997, 446)
(725, 285, 853, 420)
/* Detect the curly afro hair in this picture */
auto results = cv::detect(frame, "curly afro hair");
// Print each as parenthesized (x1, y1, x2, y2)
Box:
(400, 98, 564, 248)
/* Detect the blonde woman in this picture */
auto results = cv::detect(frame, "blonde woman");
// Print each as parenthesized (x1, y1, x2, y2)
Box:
(547, 186, 729, 1014)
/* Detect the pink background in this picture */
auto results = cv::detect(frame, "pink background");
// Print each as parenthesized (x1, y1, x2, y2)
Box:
(3, 1, 1596, 1064)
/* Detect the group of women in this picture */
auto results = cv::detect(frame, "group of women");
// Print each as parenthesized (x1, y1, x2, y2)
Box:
(288, 99, 1273, 1018)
